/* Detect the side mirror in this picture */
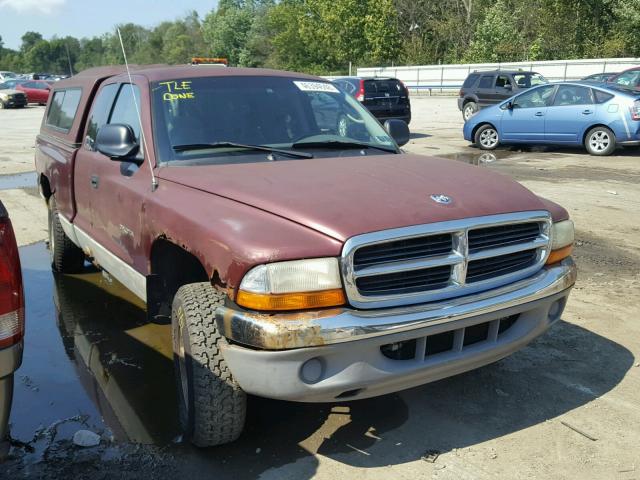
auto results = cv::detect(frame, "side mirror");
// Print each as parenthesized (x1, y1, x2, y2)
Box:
(504, 84, 512, 90)
(506, 101, 514, 110)
(96, 124, 140, 162)
(384, 119, 410, 147)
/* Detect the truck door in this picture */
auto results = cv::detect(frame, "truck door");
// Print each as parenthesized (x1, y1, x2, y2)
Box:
(74, 82, 152, 297)
(73, 82, 119, 236)
(89, 83, 152, 282)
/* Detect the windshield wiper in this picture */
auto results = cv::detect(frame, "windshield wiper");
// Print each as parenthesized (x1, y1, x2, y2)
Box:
(291, 140, 397, 153)
(172, 142, 314, 159)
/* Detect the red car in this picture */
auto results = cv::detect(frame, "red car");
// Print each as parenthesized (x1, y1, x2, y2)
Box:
(608, 67, 640, 92)
(5, 80, 51, 105)
(0, 201, 24, 459)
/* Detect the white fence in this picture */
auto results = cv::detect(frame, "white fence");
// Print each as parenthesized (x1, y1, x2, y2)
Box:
(357, 58, 640, 94)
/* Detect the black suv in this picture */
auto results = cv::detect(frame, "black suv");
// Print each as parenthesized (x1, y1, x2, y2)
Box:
(458, 70, 548, 121)
(333, 77, 411, 125)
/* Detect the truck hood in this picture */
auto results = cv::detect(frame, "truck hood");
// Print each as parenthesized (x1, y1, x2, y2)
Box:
(158, 154, 554, 242)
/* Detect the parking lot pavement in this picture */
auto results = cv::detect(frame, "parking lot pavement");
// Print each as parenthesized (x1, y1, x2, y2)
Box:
(1, 98, 639, 479)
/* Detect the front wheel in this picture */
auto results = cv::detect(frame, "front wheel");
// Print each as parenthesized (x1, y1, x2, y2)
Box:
(585, 126, 616, 156)
(172, 282, 246, 447)
(475, 124, 500, 150)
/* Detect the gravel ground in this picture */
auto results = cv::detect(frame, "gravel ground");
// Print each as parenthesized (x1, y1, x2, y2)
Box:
(0, 98, 639, 480)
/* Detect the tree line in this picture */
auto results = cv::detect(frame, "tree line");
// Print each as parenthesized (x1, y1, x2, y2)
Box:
(1, 0, 639, 76)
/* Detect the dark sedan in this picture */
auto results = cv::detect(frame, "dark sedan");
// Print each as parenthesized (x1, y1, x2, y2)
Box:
(581, 72, 619, 82)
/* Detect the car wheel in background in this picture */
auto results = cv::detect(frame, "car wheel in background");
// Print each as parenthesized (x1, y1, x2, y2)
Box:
(475, 124, 500, 150)
(462, 102, 478, 121)
(585, 126, 616, 156)
(172, 282, 246, 447)
(48, 196, 86, 273)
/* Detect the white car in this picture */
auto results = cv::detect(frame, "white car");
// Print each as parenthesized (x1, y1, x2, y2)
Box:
(0, 72, 17, 82)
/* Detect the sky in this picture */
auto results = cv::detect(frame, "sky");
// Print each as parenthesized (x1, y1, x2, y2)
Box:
(0, 0, 217, 50)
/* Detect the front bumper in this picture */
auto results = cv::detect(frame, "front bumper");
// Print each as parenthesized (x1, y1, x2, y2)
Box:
(1, 96, 27, 108)
(216, 259, 576, 402)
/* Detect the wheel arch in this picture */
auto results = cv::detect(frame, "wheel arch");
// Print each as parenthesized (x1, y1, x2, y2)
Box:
(39, 173, 53, 202)
(472, 122, 498, 141)
(462, 96, 479, 107)
(582, 123, 616, 146)
(148, 237, 217, 322)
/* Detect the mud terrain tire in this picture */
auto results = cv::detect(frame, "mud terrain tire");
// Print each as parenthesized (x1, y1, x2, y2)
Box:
(172, 282, 246, 447)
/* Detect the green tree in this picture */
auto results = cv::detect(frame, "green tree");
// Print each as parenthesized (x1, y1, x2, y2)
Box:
(466, 0, 523, 62)
(20, 31, 43, 53)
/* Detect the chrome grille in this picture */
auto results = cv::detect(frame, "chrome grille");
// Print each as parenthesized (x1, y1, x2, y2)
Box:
(353, 233, 452, 266)
(356, 265, 452, 295)
(341, 211, 552, 309)
(468, 223, 541, 253)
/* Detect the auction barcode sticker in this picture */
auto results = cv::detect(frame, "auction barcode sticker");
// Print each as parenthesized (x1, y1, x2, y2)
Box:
(293, 81, 339, 93)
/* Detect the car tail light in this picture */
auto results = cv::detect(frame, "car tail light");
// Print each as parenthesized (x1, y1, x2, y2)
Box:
(356, 79, 365, 102)
(459, 89, 464, 97)
(0, 216, 24, 348)
(631, 100, 640, 120)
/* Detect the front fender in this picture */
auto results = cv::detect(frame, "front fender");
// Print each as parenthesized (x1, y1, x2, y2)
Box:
(142, 180, 343, 293)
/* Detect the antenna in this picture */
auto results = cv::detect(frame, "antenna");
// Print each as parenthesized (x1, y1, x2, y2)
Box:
(117, 27, 158, 192)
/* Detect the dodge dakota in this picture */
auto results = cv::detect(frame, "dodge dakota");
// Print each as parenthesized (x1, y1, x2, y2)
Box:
(35, 65, 577, 447)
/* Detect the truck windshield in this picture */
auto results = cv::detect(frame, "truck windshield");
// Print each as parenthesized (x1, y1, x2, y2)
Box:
(151, 76, 398, 164)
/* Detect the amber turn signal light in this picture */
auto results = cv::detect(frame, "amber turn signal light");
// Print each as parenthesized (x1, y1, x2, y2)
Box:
(546, 245, 573, 265)
(236, 288, 346, 311)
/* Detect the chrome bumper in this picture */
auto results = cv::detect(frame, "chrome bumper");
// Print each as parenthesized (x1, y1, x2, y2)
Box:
(216, 258, 577, 350)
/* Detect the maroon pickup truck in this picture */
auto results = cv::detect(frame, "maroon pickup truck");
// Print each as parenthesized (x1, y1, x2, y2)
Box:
(35, 65, 577, 447)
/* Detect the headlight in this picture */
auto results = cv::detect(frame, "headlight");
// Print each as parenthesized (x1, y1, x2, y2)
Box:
(0, 93, 8, 100)
(237, 258, 346, 311)
(547, 219, 574, 264)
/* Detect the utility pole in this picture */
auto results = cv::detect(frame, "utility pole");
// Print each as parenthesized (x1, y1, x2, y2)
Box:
(65, 43, 73, 77)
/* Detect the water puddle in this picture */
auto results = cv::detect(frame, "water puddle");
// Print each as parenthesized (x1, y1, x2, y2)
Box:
(12, 242, 179, 463)
(0, 171, 37, 190)
(438, 150, 517, 166)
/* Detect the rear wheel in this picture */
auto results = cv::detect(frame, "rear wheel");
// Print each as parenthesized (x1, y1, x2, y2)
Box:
(475, 124, 500, 150)
(172, 282, 246, 447)
(462, 102, 478, 121)
(48, 197, 85, 273)
(585, 126, 616, 156)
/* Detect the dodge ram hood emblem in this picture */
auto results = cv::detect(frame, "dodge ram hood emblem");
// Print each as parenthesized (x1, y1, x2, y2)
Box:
(430, 194, 452, 205)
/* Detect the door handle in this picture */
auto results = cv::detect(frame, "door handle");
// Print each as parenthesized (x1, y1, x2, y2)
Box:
(90, 175, 99, 189)
(535, 112, 544, 117)
(582, 109, 593, 115)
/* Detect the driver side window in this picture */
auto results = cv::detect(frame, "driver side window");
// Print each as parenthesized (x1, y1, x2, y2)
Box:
(512, 85, 556, 108)
(84, 83, 118, 151)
